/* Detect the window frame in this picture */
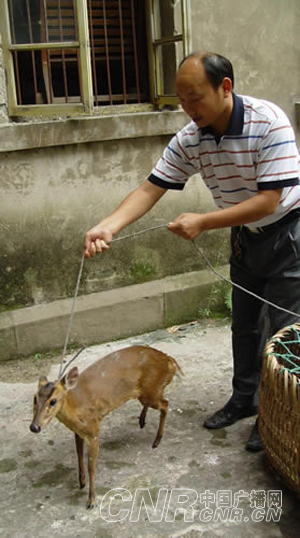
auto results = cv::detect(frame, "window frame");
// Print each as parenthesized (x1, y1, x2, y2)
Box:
(146, 0, 191, 108)
(1, 0, 191, 117)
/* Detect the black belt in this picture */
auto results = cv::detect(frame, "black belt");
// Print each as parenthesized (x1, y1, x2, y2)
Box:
(244, 208, 300, 234)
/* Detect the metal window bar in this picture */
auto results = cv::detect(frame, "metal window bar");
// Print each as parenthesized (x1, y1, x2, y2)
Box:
(41, 0, 54, 103)
(58, 0, 70, 102)
(130, 0, 140, 103)
(6, 0, 145, 110)
(103, 0, 113, 105)
(118, 0, 126, 104)
(41, 0, 82, 105)
(86, 0, 141, 106)
(25, 0, 39, 104)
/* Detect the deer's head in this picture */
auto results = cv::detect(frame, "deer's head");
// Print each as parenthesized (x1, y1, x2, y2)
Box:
(30, 367, 79, 433)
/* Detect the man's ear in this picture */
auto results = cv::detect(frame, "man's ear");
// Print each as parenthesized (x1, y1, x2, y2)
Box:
(222, 77, 232, 97)
(61, 367, 79, 391)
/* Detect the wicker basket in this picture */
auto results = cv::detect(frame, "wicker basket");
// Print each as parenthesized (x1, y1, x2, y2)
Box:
(259, 323, 300, 492)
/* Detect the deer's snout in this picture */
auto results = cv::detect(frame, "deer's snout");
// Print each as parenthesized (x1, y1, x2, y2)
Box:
(30, 422, 41, 433)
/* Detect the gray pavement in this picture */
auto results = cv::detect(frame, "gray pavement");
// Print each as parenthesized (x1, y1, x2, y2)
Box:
(0, 319, 299, 537)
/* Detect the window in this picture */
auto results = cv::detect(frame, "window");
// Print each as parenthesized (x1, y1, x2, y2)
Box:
(1, 0, 191, 116)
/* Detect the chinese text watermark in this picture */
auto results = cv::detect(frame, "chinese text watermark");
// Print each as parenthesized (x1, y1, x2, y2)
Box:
(99, 487, 282, 523)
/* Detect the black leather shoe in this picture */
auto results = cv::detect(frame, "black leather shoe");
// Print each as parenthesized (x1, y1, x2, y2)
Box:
(203, 400, 258, 429)
(246, 419, 263, 452)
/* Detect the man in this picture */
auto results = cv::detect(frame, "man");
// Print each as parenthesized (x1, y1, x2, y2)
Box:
(84, 52, 300, 452)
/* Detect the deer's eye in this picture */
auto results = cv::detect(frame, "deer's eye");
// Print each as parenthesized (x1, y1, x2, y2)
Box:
(49, 399, 57, 407)
(33, 396, 37, 405)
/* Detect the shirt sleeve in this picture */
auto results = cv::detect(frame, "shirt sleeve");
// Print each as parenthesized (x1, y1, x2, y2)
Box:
(256, 117, 300, 190)
(148, 128, 199, 190)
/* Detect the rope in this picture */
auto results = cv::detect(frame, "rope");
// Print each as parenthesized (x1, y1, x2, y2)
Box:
(111, 224, 167, 242)
(59, 346, 86, 380)
(59, 253, 85, 378)
(59, 223, 300, 375)
(191, 239, 300, 320)
(58, 225, 167, 374)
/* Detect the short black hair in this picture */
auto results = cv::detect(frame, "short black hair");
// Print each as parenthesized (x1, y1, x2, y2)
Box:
(180, 52, 234, 90)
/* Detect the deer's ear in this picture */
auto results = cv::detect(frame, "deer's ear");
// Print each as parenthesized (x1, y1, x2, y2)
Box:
(62, 367, 79, 391)
(38, 375, 48, 389)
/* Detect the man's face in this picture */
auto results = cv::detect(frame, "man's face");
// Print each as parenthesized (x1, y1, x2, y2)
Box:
(176, 58, 229, 132)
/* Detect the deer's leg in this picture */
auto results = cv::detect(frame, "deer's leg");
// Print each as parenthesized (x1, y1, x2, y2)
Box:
(86, 436, 99, 510)
(152, 398, 168, 449)
(75, 434, 85, 489)
(139, 405, 148, 429)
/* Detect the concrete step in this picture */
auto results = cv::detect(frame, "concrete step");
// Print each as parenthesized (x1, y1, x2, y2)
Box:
(0, 266, 229, 360)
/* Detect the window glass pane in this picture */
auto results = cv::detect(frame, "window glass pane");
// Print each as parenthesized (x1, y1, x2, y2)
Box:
(153, 0, 182, 40)
(6, 0, 149, 109)
(8, 0, 77, 45)
(13, 49, 81, 105)
(9, 0, 40, 44)
(155, 41, 183, 96)
(43, 0, 77, 42)
(42, 49, 81, 102)
(12, 50, 44, 104)
(89, 0, 149, 105)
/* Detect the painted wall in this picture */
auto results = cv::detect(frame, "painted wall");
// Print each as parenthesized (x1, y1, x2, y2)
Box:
(0, 0, 299, 312)
(190, 0, 300, 143)
(0, 132, 225, 310)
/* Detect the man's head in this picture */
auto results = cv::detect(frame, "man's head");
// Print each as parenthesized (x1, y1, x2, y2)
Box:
(176, 52, 234, 134)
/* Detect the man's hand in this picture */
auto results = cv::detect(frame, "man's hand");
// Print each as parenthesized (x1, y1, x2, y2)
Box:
(84, 225, 113, 258)
(168, 189, 283, 240)
(84, 181, 167, 258)
(168, 213, 206, 240)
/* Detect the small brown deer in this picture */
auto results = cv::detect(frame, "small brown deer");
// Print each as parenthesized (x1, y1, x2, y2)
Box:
(30, 345, 183, 509)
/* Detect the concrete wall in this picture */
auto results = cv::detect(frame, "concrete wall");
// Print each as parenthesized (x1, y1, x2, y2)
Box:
(191, 0, 300, 144)
(0, 122, 227, 310)
(0, 0, 299, 358)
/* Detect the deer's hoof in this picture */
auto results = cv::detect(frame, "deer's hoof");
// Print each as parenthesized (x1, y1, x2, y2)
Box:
(86, 498, 95, 510)
(152, 436, 161, 449)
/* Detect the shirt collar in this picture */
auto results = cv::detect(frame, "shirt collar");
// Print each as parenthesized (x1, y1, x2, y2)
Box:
(202, 93, 244, 137)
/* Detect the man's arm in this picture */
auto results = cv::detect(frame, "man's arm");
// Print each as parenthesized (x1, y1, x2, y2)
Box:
(168, 189, 282, 240)
(84, 180, 167, 258)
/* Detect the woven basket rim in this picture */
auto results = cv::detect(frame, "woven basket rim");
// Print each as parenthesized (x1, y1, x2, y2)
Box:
(260, 322, 300, 492)
(264, 322, 300, 375)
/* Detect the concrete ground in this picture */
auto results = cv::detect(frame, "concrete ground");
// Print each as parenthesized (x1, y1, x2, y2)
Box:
(0, 319, 299, 538)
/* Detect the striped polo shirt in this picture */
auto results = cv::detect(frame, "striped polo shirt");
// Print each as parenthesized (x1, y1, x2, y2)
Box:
(148, 93, 300, 228)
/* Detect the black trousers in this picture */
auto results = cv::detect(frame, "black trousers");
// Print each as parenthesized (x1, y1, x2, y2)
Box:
(229, 210, 300, 405)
